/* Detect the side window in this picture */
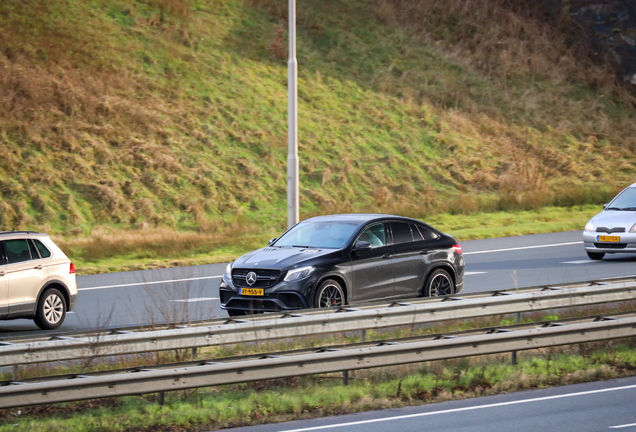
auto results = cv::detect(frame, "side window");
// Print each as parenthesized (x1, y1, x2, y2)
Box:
(4, 239, 33, 264)
(357, 223, 387, 248)
(33, 240, 52, 258)
(390, 222, 413, 244)
(411, 224, 424, 241)
(416, 224, 440, 241)
(28, 240, 41, 259)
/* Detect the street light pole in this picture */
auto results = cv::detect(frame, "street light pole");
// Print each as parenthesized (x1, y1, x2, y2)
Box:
(287, 0, 299, 229)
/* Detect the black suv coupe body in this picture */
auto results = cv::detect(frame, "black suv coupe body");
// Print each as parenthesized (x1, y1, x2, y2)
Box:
(219, 214, 465, 316)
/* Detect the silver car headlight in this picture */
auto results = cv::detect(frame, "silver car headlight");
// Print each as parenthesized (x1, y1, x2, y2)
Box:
(224, 262, 233, 279)
(584, 221, 594, 232)
(284, 266, 315, 282)
(630, 224, 636, 233)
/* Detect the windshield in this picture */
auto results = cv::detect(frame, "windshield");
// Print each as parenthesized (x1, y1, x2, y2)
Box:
(274, 221, 359, 249)
(606, 188, 636, 211)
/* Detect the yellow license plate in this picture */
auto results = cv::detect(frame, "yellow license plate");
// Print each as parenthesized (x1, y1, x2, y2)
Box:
(240, 288, 264, 296)
(597, 235, 620, 242)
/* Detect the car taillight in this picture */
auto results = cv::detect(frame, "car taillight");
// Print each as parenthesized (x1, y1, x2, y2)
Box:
(452, 244, 462, 254)
(70, 263, 76, 274)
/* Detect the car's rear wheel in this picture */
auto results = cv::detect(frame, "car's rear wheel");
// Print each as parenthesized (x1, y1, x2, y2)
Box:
(314, 279, 345, 308)
(34, 288, 67, 330)
(424, 269, 454, 297)
(586, 251, 605, 260)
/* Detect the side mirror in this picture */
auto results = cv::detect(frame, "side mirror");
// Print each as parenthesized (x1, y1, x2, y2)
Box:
(268, 238, 277, 246)
(353, 240, 372, 251)
(603, 203, 608, 209)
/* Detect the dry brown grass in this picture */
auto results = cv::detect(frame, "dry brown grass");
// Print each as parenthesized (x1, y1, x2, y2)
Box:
(0, 0, 635, 243)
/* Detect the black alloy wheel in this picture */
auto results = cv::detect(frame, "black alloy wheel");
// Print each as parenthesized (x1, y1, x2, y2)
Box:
(424, 269, 454, 297)
(34, 288, 67, 330)
(587, 251, 605, 260)
(314, 279, 345, 308)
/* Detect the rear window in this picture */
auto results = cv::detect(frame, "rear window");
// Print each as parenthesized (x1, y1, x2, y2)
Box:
(33, 239, 52, 258)
(415, 225, 440, 241)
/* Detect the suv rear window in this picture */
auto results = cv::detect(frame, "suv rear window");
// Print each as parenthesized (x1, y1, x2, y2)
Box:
(33, 239, 51, 258)
(3, 239, 33, 264)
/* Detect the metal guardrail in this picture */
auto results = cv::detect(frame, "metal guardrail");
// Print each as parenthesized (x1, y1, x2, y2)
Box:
(1, 312, 635, 409)
(1, 278, 635, 366)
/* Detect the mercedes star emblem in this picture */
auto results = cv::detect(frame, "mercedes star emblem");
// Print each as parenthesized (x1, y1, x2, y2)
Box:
(246, 271, 257, 286)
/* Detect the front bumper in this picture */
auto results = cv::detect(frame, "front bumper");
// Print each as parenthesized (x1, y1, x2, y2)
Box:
(582, 232, 636, 254)
(219, 273, 319, 313)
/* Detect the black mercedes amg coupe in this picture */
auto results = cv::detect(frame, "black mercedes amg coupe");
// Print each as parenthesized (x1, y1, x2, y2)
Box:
(219, 214, 465, 316)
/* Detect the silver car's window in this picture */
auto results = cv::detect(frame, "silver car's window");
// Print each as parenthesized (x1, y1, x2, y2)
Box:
(33, 239, 52, 258)
(3, 239, 33, 264)
(607, 187, 636, 210)
(275, 222, 358, 249)
(357, 223, 387, 248)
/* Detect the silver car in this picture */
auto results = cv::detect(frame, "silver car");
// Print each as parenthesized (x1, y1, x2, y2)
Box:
(583, 183, 636, 260)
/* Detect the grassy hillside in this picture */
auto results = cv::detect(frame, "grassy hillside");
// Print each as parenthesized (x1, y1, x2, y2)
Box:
(1, 0, 635, 270)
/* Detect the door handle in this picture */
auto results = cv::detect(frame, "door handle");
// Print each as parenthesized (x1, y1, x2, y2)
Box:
(0, 272, 5, 277)
(382, 254, 393, 259)
(34, 265, 43, 270)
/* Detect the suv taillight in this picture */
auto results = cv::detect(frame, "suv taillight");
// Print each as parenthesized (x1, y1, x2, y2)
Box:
(452, 244, 462, 254)
(70, 263, 76, 274)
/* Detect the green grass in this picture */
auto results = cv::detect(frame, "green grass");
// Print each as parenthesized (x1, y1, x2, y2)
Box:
(2, 342, 635, 431)
(0, 0, 635, 246)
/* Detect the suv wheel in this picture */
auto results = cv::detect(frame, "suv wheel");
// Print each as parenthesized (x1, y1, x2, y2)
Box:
(34, 288, 67, 330)
(314, 279, 345, 308)
(424, 269, 454, 297)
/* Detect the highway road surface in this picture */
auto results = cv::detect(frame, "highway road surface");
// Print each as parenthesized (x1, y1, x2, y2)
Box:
(223, 376, 636, 432)
(1, 230, 635, 334)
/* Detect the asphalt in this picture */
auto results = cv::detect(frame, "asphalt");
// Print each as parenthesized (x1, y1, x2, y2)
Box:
(0, 230, 634, 334)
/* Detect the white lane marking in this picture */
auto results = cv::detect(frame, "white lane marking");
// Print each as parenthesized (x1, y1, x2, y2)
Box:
(611, 423, 636, 429)
(78, 275, 222, 291)
(463, 241, 582, 255)
(561, 260, 602, 264)
(171, 297, 219, 303)
(465, 272, 487, 275)
(280, 384, 636, 432)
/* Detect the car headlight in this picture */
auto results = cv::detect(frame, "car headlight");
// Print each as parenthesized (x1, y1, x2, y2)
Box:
(631, 224, 636, 233)
(584, 221, 594, 232)
(224, 262, 232, 279)
(284, 266, 315, 282)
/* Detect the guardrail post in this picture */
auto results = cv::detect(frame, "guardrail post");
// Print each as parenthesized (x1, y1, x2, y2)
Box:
(511, 312, 520, 365)
(157, 391, 165, 406)
(11, 365, 17, 380)
(360, 329, 366, 342)
(342, 370, 349, 386)
(191, 347, 197, 359)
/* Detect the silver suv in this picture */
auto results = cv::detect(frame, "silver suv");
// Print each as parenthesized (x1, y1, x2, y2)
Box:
(0, 231, 77, 329)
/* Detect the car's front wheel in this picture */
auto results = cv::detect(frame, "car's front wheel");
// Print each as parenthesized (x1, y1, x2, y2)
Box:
(424, 269, 454, 297)
(34, 288, 67, 330)
(314, 279, 345, 308)
(587, 251, 605, 260)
